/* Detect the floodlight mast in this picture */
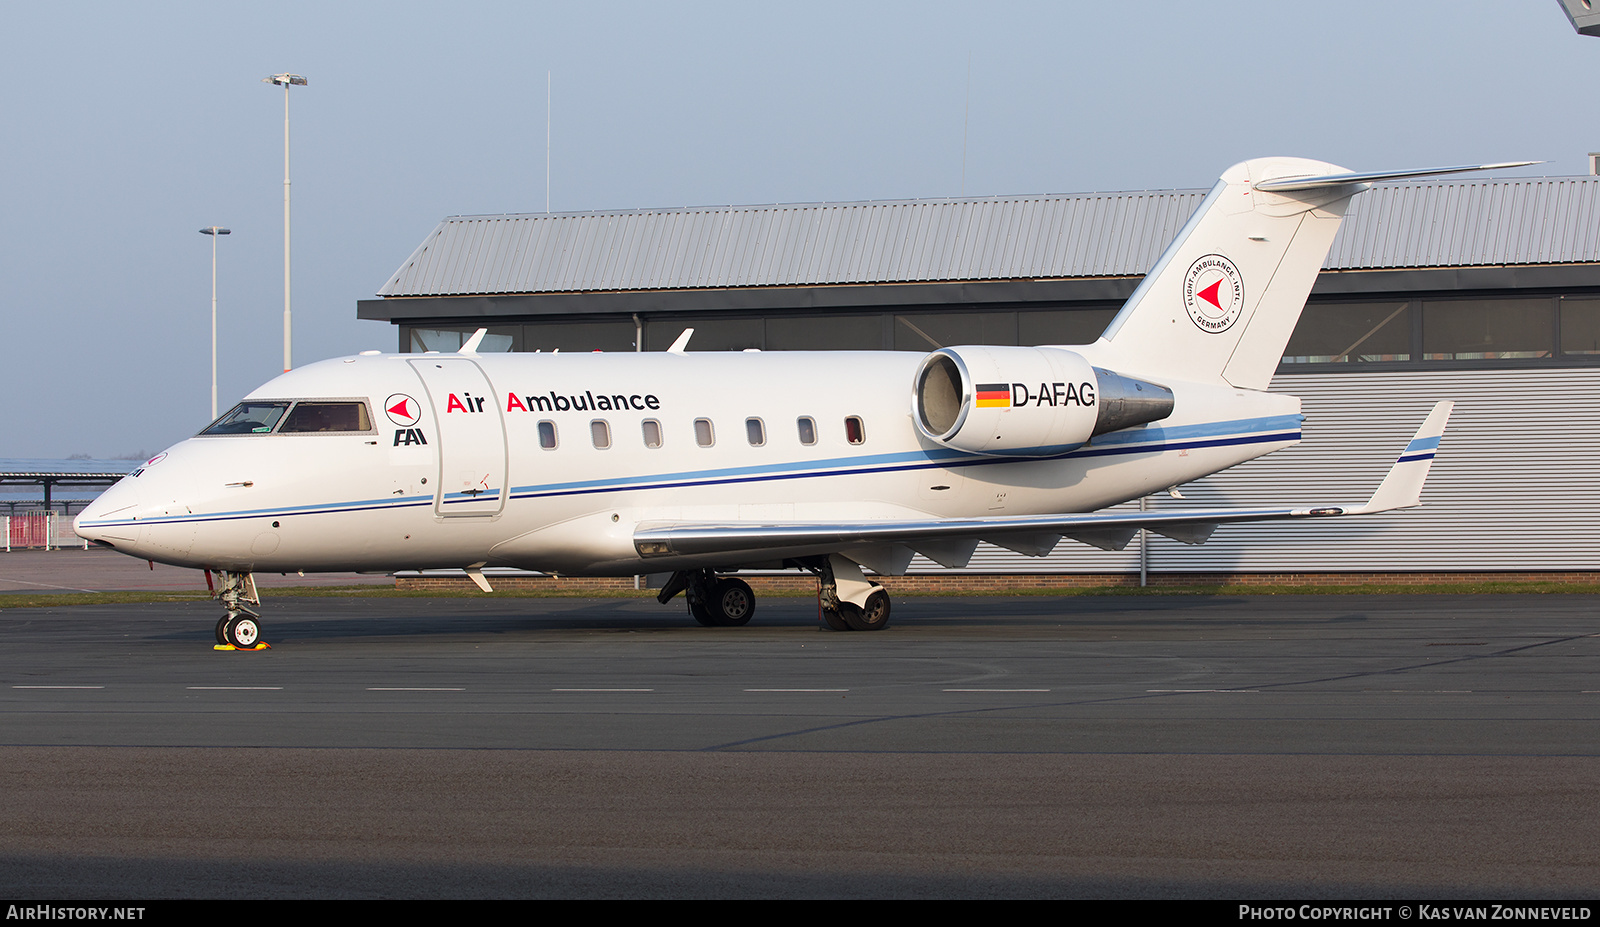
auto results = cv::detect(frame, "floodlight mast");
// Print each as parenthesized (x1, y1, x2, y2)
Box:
(199, 226, 231, 420)
(262, 73, 307, 372)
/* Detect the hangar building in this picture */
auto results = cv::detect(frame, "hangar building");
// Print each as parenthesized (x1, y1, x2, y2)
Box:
(358, 175, 1600, 581)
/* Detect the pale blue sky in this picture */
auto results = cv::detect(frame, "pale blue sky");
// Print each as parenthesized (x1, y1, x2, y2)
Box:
(1, 1, 1589, 456)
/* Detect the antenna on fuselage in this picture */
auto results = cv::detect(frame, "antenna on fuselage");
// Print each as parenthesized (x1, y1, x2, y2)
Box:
(667, 328, 694, 354)
(458, 328, 488, 355)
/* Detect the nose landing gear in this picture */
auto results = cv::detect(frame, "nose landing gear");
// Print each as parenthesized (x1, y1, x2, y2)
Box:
(210, 570, 269, 650)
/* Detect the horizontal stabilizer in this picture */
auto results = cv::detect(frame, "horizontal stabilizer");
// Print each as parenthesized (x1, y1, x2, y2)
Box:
(1254, 162, 1538, 193)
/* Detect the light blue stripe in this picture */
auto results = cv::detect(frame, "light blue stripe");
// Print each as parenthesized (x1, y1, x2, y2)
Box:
(1405, 436, 1441, 453)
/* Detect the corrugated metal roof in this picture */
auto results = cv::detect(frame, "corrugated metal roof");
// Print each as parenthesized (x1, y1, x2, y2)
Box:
(378, 177, 1600, 298)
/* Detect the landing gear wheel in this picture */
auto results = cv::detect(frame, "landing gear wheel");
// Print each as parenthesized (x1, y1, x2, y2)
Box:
(837, 587, 891, 632)
(710, 578, 755, 627)
(688, 597, 718, 627)
(819, 599, 851, 631)
(215, 616, 231, 645)
(225, 616, 261, 648)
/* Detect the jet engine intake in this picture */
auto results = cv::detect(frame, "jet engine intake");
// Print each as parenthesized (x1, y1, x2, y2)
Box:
(912, 346, 1172, 457)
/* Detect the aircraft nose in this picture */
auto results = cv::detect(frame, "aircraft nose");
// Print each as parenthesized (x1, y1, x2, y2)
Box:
(73, 477, 143, 546)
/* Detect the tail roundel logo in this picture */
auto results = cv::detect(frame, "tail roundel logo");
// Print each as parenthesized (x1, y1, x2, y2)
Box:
(385, 393, 422, 427)
(1182, 253, 1244, 334)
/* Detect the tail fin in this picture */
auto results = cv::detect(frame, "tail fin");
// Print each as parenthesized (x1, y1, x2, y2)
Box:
(1099, 158, 1537, 389)
(1100, 157, 1358, 390)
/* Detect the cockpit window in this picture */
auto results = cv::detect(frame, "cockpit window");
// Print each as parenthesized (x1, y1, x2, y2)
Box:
(199, 400, 374, 436)
(200, 402, 291, 435)
(278, 401, 373, 433)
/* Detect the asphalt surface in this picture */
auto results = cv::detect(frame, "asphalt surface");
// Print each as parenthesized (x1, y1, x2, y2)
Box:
(2, 553, 1598, 898)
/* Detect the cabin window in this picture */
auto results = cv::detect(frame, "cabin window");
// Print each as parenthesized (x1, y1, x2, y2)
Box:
(694, 418, 715, 447)
(278, 401, 374, 434)
(538, 420, 558, 449)
(845, 416, 866, 445)
(199, 401, 291, 436)
(797, 416, 817, 446)
(642, 419, 663, 448)
(590, 420, 611, 449)
(746, 417, 766, 446)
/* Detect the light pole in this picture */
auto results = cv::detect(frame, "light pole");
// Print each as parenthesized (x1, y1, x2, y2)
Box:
(199, 227, 231, 420)
(262, 72, 307, 372)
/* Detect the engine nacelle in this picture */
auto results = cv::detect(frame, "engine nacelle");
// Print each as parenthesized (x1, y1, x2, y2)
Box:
(912, 346, 1173, 457)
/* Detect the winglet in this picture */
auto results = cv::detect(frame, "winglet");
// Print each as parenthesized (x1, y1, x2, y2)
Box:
(458, 328, 488, 355)
(1349, 401, 1454, 515)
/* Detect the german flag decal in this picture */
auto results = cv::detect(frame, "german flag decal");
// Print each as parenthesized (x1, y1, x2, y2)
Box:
(975, 383, 1011, 408)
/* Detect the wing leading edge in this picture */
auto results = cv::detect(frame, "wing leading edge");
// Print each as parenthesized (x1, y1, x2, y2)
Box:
(632, 402, 1454, 570)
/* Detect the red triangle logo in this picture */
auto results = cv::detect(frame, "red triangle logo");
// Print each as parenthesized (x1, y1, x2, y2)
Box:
(388, 398, 410, 419)
(1198, 279, 1223, 309)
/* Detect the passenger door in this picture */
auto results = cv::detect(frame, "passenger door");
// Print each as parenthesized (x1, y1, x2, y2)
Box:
(407, 358, 508, 517)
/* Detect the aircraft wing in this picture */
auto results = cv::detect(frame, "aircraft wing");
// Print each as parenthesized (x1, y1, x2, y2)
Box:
(633, 402, 1453, 570)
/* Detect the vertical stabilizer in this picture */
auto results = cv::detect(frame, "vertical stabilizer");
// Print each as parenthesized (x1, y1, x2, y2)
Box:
(1100, 157, 1359, 390)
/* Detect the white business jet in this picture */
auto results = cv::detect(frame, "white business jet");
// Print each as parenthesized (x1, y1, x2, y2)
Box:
(76, 157, 1523, 646)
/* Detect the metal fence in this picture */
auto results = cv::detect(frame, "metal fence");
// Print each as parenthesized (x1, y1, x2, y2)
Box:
(4, 514, 89, 551)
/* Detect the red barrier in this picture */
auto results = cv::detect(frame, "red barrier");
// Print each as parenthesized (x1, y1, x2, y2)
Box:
(8, 514, 52, 549)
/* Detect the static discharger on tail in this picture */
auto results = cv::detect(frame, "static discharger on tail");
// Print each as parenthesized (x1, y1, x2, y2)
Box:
(76, 157, 1528, 645)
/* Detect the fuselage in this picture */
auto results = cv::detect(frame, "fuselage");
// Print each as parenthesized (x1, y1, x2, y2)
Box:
(74, 346, 1302, 575)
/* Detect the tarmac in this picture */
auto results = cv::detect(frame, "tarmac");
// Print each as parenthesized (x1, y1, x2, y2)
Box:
(3, 549, 1598, 899)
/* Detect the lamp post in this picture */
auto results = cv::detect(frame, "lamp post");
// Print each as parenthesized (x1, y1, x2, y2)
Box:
(262, 72, 307, 372)
(199, 226, 231, 420)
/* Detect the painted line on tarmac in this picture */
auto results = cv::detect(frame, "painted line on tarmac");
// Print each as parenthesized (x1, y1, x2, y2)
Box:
(12, 685, 104, 689)
(745, 688, 849, 692)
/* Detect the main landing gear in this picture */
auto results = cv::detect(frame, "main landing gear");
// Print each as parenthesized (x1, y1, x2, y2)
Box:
(210, 570, 267, 649)
(657, 557, 893, 632)
(658, 569, 756, 626)
(802, 555, 891, 632)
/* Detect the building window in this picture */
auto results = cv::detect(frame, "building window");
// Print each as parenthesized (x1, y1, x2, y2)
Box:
(694, 418, 715, 447)
(1560, 298, 1600, 356)
(1283, 302, 1412, 364)
(746, 418, 766, 446)
(1422, 299, 1553, 361)
(844, 416, 865, 445)
(642, 419, 663, 448)
(407, 327, 516, 353)
(538, 421, 557, 449)
(591, 420, 611, 449)
(797, 417, 817, 446)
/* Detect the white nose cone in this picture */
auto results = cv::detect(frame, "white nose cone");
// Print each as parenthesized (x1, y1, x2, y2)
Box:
(74, 472, 145, 547)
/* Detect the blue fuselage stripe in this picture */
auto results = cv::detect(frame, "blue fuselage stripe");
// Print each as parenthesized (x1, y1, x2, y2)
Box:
(78, 415, 1303, 528)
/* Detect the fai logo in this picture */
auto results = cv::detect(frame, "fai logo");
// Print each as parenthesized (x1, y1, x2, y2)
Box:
(384, 393, 422, 427)
(1182, 253, 1244, 334)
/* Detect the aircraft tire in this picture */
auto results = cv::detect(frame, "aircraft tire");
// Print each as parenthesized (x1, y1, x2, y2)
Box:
(688, 598, 718, 626)
(225, 616, 261, 649)
(838, 587, 891, 632)
(215, 616, 231, 645)
(819, 601, 852, 631)
(710, 578, 755, 627)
